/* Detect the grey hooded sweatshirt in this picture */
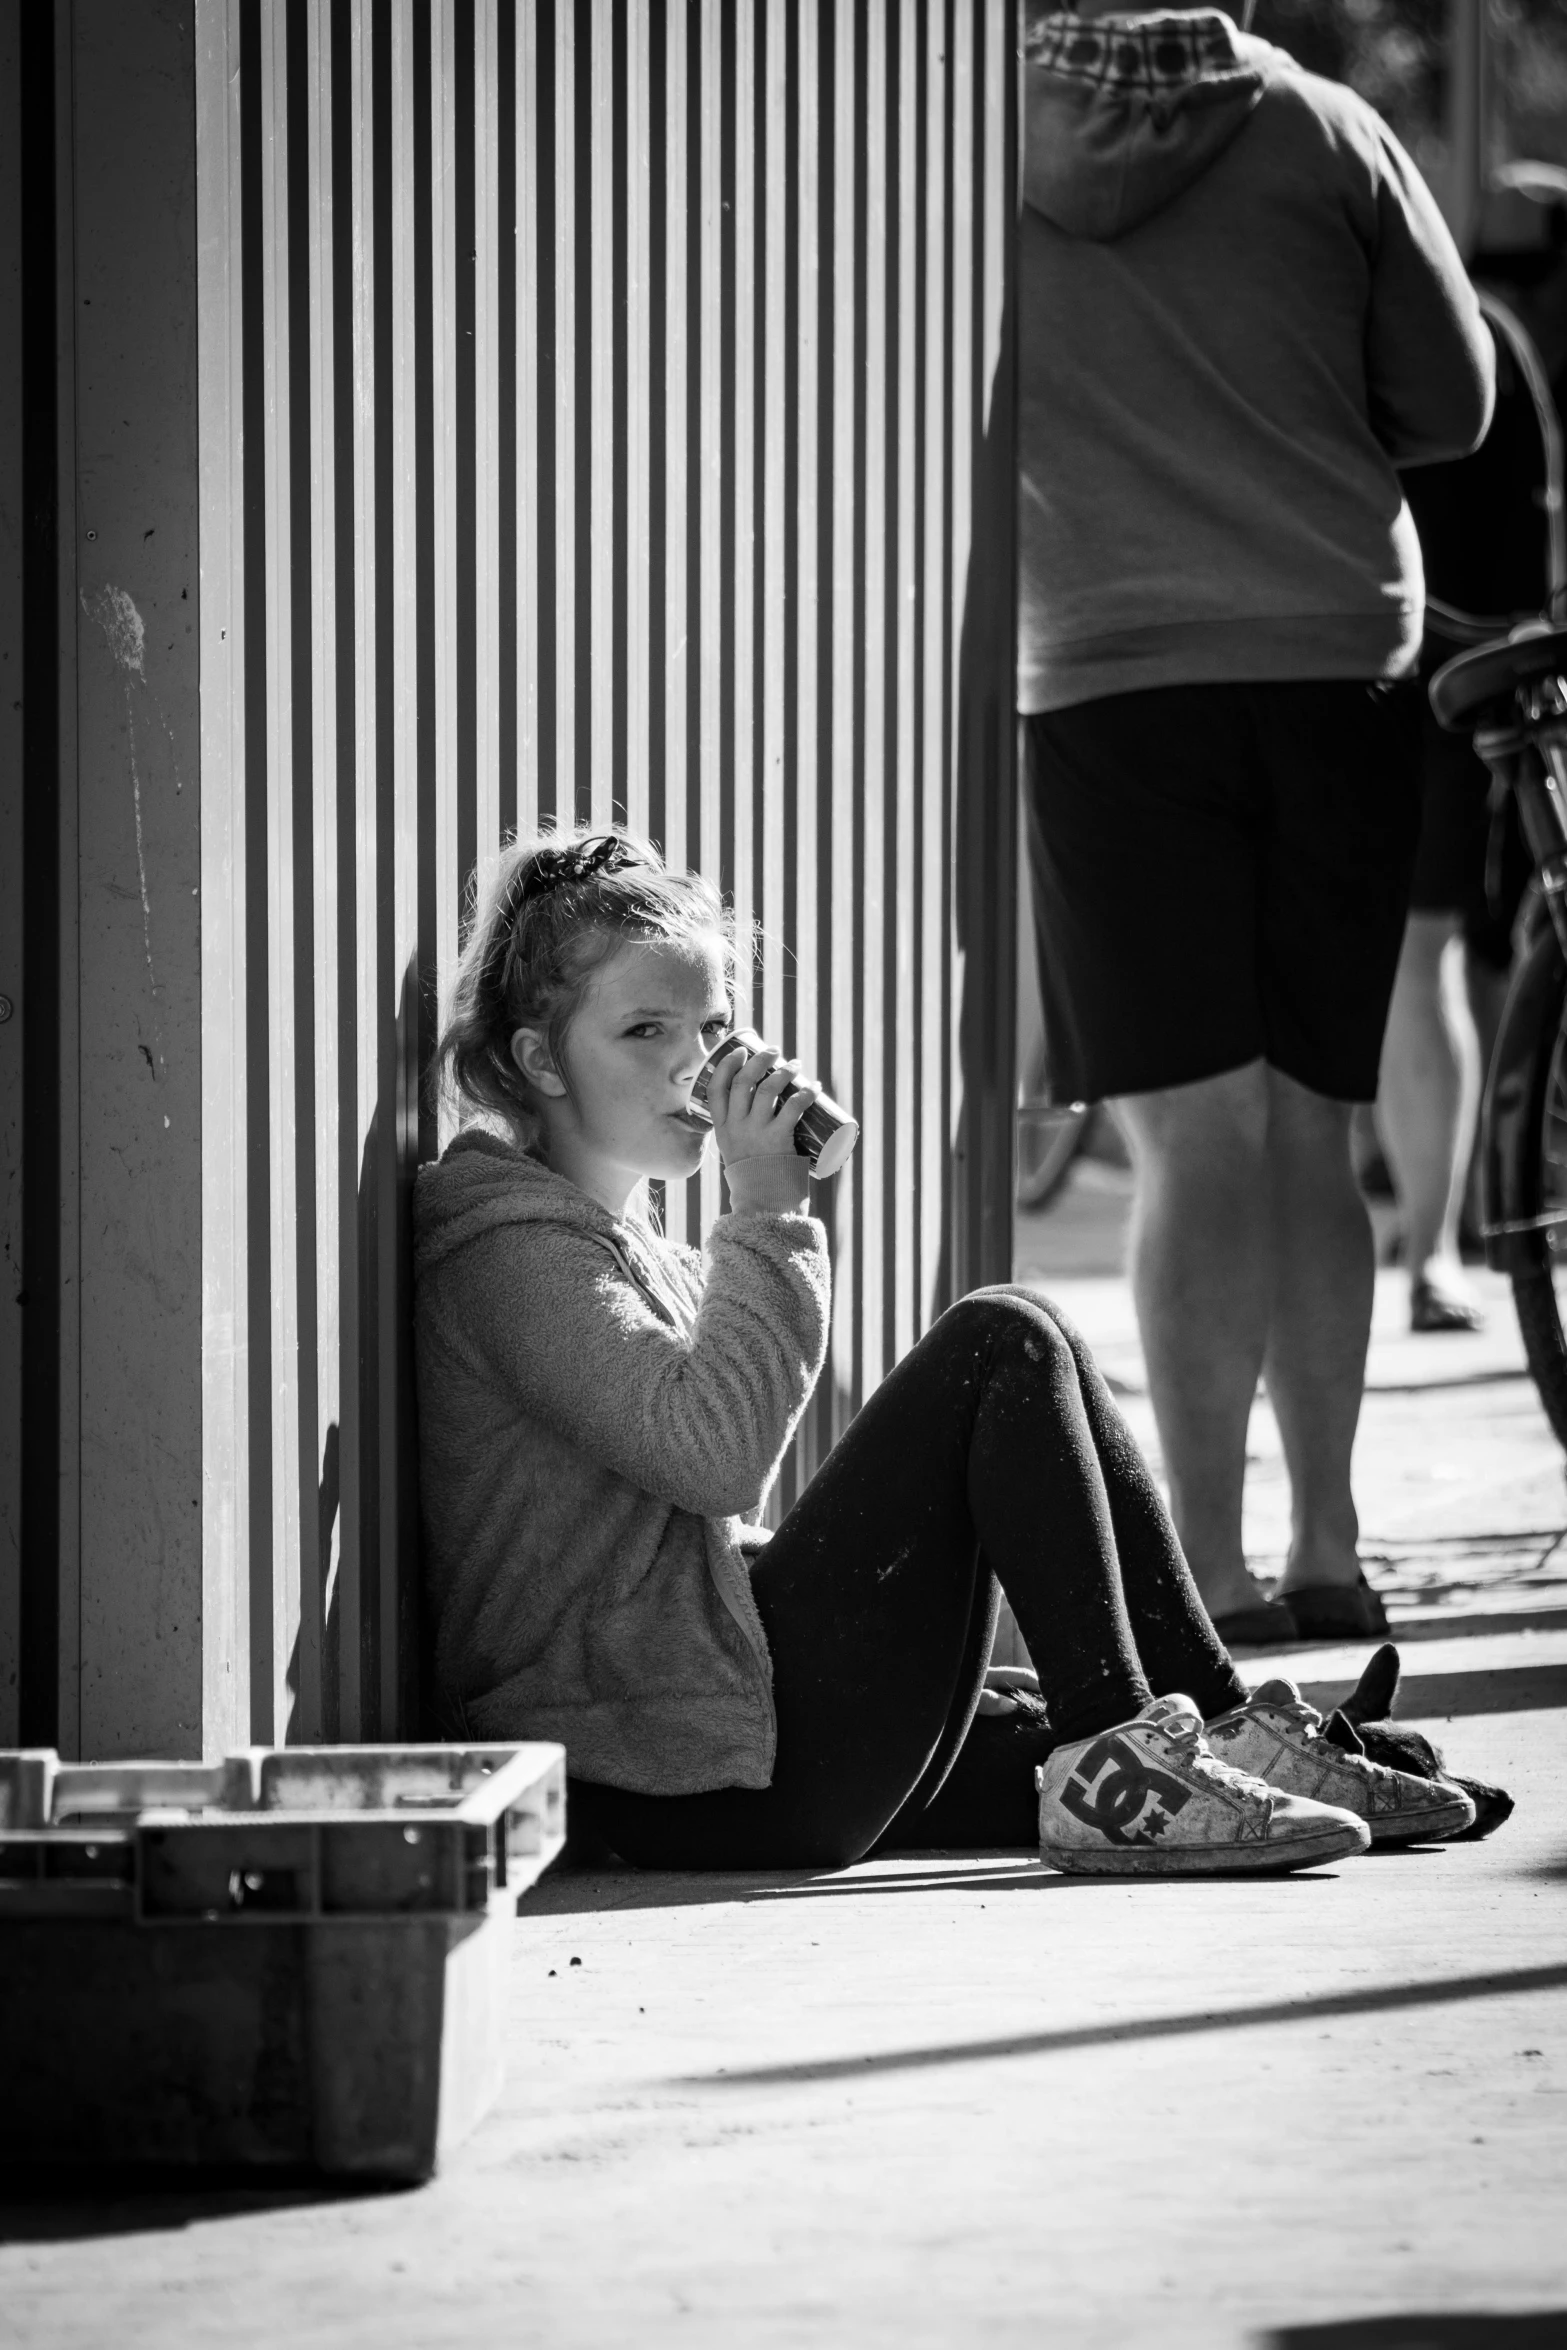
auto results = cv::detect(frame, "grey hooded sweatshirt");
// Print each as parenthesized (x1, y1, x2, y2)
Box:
(413, 1132, 830, 1794)
(1017, 8, 1495, 713)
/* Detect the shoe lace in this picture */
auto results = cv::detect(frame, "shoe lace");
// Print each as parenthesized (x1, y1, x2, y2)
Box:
(1157, 1707, 1275, 1809)
(1273, 1691, 1326, 1739)
(1267, 1689, 1382, 1782)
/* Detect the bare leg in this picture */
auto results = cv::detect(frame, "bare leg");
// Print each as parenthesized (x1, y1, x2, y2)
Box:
(1376, 911, 1480, 1309)
(1112, 1062, 1271, 1619)
(1265, 1070, 1374, 1596)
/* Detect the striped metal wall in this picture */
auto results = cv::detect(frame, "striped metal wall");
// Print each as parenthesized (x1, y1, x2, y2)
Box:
(203, 0, 1021, 1749)
(6, 0, 1017, 1755)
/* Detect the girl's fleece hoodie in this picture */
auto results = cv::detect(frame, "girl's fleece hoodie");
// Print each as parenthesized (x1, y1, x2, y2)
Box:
(413, 1132, 831, 1795)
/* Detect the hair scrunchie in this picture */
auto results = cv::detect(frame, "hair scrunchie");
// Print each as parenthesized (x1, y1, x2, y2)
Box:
(524, 832, 640, 899)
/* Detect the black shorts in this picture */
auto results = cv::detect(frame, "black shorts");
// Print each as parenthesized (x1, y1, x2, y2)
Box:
(1022, 678, 1423, 1106)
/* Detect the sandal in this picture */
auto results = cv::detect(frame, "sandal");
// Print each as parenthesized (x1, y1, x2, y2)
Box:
(1410, 1277, 1484, 1334)
(1279, 1569, 1389, 1640)
(1210, 1597, 1299, 1647)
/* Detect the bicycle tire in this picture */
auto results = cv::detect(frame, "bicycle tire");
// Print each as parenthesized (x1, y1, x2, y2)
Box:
(1504, 941, 1567, 1454)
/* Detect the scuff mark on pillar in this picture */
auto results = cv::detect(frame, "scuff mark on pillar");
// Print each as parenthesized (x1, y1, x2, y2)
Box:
(82, 583, 165, 1072)
(83, 580, 147, 679)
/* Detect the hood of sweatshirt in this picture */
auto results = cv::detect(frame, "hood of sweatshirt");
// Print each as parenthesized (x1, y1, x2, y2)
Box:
(414, 1129, 694, 1326)
(415, 1130, 616, 1269)
(1023, 9, 1277, 241)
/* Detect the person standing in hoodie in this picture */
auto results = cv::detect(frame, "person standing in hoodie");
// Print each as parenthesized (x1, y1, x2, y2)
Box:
(411, 827, 1476, 1876)
(1018, 3, 1495, 1644)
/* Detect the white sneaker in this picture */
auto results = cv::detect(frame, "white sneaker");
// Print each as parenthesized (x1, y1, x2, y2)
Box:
(1205, 1679, 1477, 1846)
(1036, 1692, 1370, 1876)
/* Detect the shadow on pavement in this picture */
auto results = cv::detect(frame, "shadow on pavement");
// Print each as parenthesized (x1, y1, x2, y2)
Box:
(0, 2169, 403, 2246)
(524, 1857, 1069, 1914)
(522, 1855, 1361, 1916)
(676, 1960, 1567, 2088)
(1257, 2317, 1567, 2347)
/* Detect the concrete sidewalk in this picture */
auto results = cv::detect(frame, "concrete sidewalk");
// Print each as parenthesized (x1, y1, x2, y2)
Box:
(1014, 1158, 1567, 1651)
(3, 1169, 1565, 2349)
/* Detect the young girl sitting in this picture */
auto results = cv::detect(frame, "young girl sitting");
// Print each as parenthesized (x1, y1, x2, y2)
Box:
(414, 829, 1473, 1875)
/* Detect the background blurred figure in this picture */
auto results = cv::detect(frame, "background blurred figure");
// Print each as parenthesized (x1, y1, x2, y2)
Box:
(1378, 191, 1567, 1332)
(1018, 0, 1493, 1646)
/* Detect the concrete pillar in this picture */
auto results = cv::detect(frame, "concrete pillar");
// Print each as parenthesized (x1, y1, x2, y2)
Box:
(1, 0, 203, 1758)
(0, 0, 21, 1746)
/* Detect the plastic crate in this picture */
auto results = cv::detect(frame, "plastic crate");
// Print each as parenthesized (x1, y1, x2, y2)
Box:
(0, 1741, 566, 2182)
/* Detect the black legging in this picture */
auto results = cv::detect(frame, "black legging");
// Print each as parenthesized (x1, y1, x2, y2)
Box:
(571, 1287, 1248, 1871)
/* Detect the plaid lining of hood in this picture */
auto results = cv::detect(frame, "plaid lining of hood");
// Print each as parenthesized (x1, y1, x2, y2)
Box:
(1025, 10, 1242, 94)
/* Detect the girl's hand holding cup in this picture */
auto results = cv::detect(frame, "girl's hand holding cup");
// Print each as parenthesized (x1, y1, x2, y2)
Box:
(692, 1025, 860, 1213)
(703, 1039, 821, 1214)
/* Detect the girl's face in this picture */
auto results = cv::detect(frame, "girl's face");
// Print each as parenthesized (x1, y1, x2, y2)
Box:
(518, 933, 733, 1214)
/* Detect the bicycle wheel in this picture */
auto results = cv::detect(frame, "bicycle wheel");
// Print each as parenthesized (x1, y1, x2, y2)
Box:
(1503, 937, 1567, 1451)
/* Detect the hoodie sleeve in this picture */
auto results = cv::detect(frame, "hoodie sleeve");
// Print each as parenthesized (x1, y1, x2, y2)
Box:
(1362, 117, 1494, 468)
(443, 1211, 832, 1518)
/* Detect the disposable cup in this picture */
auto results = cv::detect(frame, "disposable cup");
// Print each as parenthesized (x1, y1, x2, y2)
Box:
(689, 1028, 859, 1179)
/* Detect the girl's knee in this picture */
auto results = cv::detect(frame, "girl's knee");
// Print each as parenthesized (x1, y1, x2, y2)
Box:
(936, 1287, 1073, 1369)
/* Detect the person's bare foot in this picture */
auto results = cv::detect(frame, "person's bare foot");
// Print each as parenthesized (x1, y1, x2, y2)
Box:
(1199, 1567, 1300, 1646)
(1275, 1531, 1362, 1601)
(1200, 1564, 1278, 1619)
(1409, 1257, 1484, 1333)
(1276, 1532, 1388, 1638)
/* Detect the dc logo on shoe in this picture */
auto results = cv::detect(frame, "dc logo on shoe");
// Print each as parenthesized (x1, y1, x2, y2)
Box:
(1059, 1733, 1193, 1845)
